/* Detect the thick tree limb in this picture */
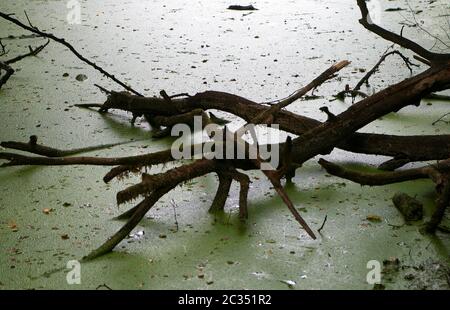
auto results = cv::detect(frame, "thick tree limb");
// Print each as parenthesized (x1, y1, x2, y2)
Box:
(318, 158, 433, 186)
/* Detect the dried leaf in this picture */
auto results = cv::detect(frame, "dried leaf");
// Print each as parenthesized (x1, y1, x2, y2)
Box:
(42, 208, 53, 215)
(366, 214, 382, 222)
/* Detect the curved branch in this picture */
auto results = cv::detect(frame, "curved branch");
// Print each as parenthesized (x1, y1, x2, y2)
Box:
(356, 0, 450, 64)
(318, 158, 431, 185)
(0, 11, 143, 96)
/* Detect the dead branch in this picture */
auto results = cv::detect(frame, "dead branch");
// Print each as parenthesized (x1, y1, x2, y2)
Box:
(319, 158, 450, 232)
(0, 135, 135, 157)
(0, 39, 6, 56)
(0, 61, 14, 90)
(354, 50, 418, 92)
(0, 11, 143, 96)
(4, 39, 49, 65)
(357, 0, 450, 64)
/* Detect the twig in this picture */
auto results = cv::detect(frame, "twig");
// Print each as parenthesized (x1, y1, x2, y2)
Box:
(4, 39, 49, 65)
(353, 49, 419, 92)
(0, 39, 6, 56)
(0, 61, 14, 90)
(432, 112, 450, 125)
(96, 284, 113, 290)
(318, 215, 327, 233)
(23, 10, 37, 30)
(170, 199, 179, 232)
(94, 84, 111, 94)
(261, 61, 350, 107)
(403, 1, 450, 50)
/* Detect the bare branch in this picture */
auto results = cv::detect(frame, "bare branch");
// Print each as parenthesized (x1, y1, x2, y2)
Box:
(0, 11, 143, 96)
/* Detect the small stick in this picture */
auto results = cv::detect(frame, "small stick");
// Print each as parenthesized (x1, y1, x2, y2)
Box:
(318, 215, 327, 233)
(170, 199, 179, 232)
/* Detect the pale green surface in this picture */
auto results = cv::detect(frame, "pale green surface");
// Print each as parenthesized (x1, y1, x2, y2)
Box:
(0, 0, 449, 289)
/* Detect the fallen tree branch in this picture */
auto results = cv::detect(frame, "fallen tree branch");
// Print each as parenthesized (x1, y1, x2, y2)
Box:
(0, 11, 143, 96)
(319, 158, 450, 232)
(353, 49, 418, 92)
(357, 0, 450, 64)
(0, 61, 14, 90)
(0, 135, 135, 157)
(4, 39, 49, 65)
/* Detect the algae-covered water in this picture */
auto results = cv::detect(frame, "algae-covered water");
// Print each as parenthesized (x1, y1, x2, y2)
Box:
(0, 0, 449, 289)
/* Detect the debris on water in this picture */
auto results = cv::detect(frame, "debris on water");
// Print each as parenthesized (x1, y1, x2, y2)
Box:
(61, 234, 69, 240)
(227, 5, 258, 11)
(75, 74, 88, 82)
(392, 193, 423, 221)
(385, 8, 405, 12)
(128, 230, 145, 240)
(383, 257, 401, 273)
(8, 221, 18, 232)
(62, 202, 72, 207)
(42, 208, 53, 215)
(366, 214, 382, 223)
(280, 279, 296, 289)
(250, 271, 268, 279)
(96, 283, 112, 290)
(373, 283, 386, 290)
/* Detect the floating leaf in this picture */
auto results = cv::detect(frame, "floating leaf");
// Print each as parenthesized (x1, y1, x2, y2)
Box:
(366, 214, 382, 222)
(42, 208, 53, 214)
(280, 279, 296, 289)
